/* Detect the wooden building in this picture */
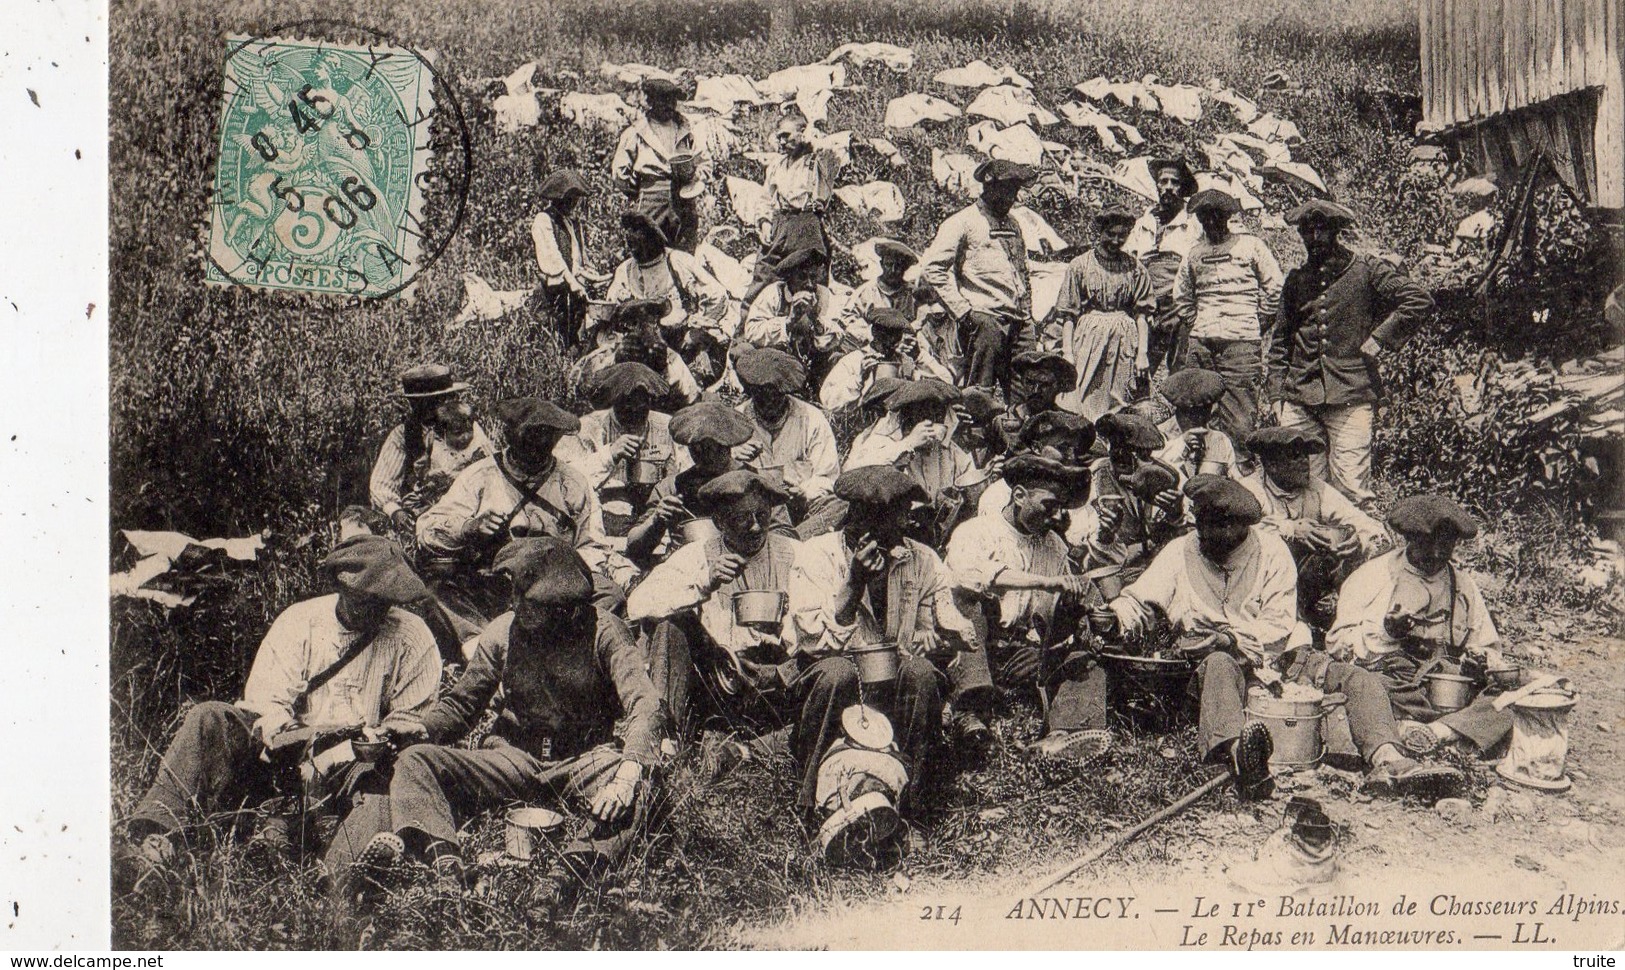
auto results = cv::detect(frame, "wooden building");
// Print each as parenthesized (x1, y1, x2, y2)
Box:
(1419, 0, 1623, 211)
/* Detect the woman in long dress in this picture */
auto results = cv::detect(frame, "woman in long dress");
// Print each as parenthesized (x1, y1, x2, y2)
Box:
(1053, 205, 1154, 419)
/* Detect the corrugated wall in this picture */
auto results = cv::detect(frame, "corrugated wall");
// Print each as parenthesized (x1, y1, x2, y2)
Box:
(1420, 0, 1624, 209)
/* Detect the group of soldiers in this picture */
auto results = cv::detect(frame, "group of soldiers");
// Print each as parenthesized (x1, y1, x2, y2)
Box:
(116, 77, 1542, 917)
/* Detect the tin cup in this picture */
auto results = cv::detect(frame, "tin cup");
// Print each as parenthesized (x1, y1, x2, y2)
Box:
(504, 806, 564, 862)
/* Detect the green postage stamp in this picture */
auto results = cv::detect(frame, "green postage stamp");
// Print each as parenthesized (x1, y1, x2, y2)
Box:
(206, 34, 438, 299)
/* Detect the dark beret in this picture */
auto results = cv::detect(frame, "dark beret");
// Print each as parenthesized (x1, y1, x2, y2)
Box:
(589, 361, 669, 407)
(1387, 494, 1479, 540)
(834, 465, 927, 508)
(612, 298, 667, 328)
(1003, 454, 1090, 499)
(619, 209, 669, 246)
(1247, 425, 1326, 457)
(735, 347, 806, 392)
(497, 396, 581, 444)
(1017, 410, 1096, 455)
(975, 158, 1038, 184)
(1095, 410, 1165, 450)
(321, 535, 428, 605)
(1011, 350, 1078, 391)
(1286, 199, 1357, 227)
(538, 169, 589, 202)
(695, 469, 789, 506)
(885, 378, 961, 411)
(641, 76, 684, 100)
(860, 375, 910, 411)
(957, 387, 1004, 425)
(493, 537, 595, 607)
(774, 248, 828, 278)
(864, 307, 913, 333)
(1184, 474, 1263, 524)
(874, 239, 920, 265)
(1094, 203, 1138, 229)
(1188, 189, 1241, 215)
(670, 401, 756, 447)
(1160, 368, 1226, 408)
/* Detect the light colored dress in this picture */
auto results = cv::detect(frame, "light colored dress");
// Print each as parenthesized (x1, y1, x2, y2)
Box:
(1054, 248, 1152, 419)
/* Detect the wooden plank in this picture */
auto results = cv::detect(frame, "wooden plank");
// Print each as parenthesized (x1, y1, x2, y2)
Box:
(1596, 0, 1624, 207)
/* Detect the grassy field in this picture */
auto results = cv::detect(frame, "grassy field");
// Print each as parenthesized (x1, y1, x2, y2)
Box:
(110, 0, 1618, 949)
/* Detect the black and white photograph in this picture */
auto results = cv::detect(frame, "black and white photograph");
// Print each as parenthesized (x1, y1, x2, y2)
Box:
(3, 0, 1624, 954)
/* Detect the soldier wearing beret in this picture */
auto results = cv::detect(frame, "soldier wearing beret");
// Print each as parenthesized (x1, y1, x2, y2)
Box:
(328, 538, 662, 911)
(555, 362, 683, 536)
(846, 379, 991, 544)
(820, 307, 954, 414)
(785, 466, 978, 857)
(1153, 367, 1236, 480)
(612, 76, 710, 252)
(1171, 189, 1284, 454)
(920, 159, 1040, 390)
(743, 248, 855, 390)
(1093, 477, 1461, 803)
(947, 455, 1114, 760)
(1080, 410, 1186, 577)
(836, 239, 930, 344)
(116, 536, 441, 890)
(975, 410, 1097, 540)
(604, 210, 734, 387)
(417, 398, 628, 640)
(1329, 495, 1527, 755)
(531, 169, 607, 350)
(1268, 200, 1434, 508)
(734, 348, 844, 536)
(1237, 426, 1387, 631)
(629, 471, 803, 739)
(624, 401, 793, 568)
(576, 298, 703, 410)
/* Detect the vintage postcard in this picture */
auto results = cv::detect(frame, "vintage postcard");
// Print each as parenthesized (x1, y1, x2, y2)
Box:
(23, 0, 1625, 954)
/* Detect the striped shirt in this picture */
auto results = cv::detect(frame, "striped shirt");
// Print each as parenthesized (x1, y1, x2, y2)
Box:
(369, 422, 493, 518)
(1172, 232, 1284, 341)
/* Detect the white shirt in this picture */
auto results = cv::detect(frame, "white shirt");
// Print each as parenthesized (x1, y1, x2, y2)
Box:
(1110, 530, 1306, 664)
(554, 409, 686, 490)
(1234, 469, 1386, 556)
(1327, 548, 1498, 661)
(844, 413, 986, 501)
(738, 397, 841, 498)
(786, 532, 976, 657)
(626, 534, 801, 653)
(238, 594, 441, 740)
(946, 512, 1069, 628)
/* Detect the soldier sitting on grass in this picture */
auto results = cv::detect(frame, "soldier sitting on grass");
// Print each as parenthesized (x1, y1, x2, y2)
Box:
(1090, 476, 1461, 804)
(327, 538, 662, 914)
(114, 537, 440, 893)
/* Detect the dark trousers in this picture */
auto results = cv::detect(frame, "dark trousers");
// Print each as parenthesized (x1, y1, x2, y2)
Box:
(740, 210, 829, 315)
(958, 312, 1035, 391)
(1145, 302, 1189, 376)
(1286, 541, 1365, 632)
(646, 615, 788, 741)
(1185, 337, 1262, 452)
(1357, 653, 1515, 752)
(1193, 651, 1400, 765)
(635, 190, 700, 253)
(332, 740, 646, 871)
(129, 701, 269, 838)
(537, 282, 588, 352)
(130, 701, 373, 848)
(948, 638, 1108, 734)
(791, 655, 943, 810)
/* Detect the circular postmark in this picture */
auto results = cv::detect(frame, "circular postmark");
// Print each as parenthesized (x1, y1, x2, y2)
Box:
(204, 19, 472, 301)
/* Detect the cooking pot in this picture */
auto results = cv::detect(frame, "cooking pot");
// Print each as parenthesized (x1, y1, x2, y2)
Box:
(851, 641, 900, 685)
(1424, 672, 1476, 712)
(732, 589, 788, 626)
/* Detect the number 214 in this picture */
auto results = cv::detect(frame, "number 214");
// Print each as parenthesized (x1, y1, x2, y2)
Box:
(920, 905, 961, 924)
